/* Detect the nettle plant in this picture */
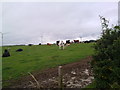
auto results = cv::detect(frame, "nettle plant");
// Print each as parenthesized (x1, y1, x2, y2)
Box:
(91, 16, 120, 88)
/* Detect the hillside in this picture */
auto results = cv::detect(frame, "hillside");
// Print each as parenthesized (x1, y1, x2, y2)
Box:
(2, 43, 94, 87)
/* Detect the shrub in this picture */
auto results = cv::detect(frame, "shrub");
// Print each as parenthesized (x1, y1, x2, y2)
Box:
(91, 16, 120, 88)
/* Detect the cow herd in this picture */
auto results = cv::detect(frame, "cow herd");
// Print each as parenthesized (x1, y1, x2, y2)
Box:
(2, 39, 96, 57)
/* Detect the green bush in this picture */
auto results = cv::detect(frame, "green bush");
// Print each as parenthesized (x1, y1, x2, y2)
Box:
(91, 17, 120, 88)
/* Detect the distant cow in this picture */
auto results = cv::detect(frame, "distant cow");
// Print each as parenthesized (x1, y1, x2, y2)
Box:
(28, 44, 33, 46)
(66, 40, 70, 44)
(58, 41, 65, 50)
(89, 40, 96, 43)
(47, 43, 51, 46)
(56, 41, 60, 46)
(2, 49, 10, 57)
(66, 40, 71, 46)
(39, 43, 41, 45)
(16, 49, 23, 52)
(83, 40, 96, 43)
(74, 40, 79, 43)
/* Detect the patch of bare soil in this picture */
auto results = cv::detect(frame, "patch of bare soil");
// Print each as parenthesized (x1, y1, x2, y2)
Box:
(8, 56, 94, 88)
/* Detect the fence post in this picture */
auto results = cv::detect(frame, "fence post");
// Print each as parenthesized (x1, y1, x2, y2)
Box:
(58, 66, 63, 90)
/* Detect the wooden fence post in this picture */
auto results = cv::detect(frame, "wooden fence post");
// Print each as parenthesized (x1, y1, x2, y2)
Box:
(58, 66, 63, 89)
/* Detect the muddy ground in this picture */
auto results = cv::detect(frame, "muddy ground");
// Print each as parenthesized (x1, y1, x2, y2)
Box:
(6, 56, 94, 88)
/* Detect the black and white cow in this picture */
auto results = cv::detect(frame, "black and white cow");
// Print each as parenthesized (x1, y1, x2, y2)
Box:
(66, 40, 71, 46)
(56, 41, 60, 46)
(58, 41, 65, 50)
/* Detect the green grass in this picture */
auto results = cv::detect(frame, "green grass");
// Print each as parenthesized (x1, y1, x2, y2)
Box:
(2, 43, 94, 86)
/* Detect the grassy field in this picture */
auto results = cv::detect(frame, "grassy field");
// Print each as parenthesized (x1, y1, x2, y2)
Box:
(2, 43, 94, 86)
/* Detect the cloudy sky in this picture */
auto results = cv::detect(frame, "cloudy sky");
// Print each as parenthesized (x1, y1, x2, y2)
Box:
(1, 2, 118, 45)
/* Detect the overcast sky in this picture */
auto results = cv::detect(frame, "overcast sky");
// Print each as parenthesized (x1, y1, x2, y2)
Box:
(1, 2, 118, 45)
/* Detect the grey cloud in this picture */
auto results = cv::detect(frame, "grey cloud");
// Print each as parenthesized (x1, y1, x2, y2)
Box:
(2, 2, 118, 45)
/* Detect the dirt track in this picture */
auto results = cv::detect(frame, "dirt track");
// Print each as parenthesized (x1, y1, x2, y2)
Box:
(8, 56, 94, 88)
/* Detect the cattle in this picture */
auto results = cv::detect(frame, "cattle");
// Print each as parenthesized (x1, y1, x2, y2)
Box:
(16, 49, 23, 52)
(65, 40, 71, 46)
(47, 43, 52, 46)
(83, 41, 90, 43)
(66, 40, 70, 44)
(89, 40, 97, 43)
(56, 41, 60, 46)
(28, 44, 33, 46)
(74, 40, 79, 43)
(39, 43, 41, 45)
(83, 40, 97, 43)
(2, 49, 10, 57)
(58, 41, 65, 50)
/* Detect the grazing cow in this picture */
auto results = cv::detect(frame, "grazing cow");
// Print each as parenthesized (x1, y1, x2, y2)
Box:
(39, 43, 41, 45)
(47, 43, 51, 46)
(16, 49, 23, 52)
(28, 44, 33, 46)
(65, 40, 71, 46)
(83, 40, 96, 43)
(66, 40, 70, 44)
(58, 41, 65, 50)
(56, 41, 60, 46)
(74, 40, 79, 43)
(89, 40, 96, 43)
(2, 49, 10, 57)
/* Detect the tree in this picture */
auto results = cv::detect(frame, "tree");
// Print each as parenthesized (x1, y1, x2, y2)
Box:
(91, 16, 120, 88)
